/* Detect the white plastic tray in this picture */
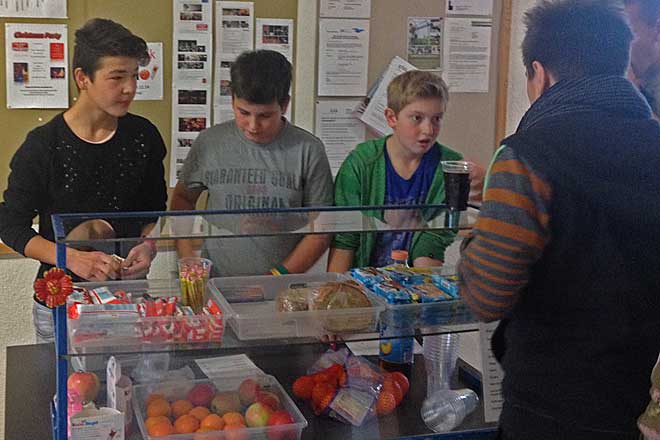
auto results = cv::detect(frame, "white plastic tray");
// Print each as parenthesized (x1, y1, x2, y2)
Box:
(208, 273, 386, 340)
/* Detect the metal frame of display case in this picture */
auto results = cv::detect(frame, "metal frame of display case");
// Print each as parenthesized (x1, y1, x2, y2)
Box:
(50, 204, 493, 440)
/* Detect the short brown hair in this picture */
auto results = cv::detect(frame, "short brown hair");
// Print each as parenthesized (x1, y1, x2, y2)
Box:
(522, 0, 632, 80)
(73, 18, 149, 80)
(387, 70, 449, 114)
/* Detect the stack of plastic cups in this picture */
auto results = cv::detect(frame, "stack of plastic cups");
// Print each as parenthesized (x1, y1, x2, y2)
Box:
(423, 333, 460, 397)
(421, 388, 479, 433)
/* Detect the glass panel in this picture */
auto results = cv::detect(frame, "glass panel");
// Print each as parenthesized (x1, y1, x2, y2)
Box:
(52, 204, 479, 244)
(65, 341, 497, 438)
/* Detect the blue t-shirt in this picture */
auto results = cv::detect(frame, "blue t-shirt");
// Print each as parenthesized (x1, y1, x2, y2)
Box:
(370, 146, 440, 266)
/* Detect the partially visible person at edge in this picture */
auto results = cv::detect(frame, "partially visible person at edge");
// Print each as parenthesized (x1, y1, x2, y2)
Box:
(328, 70, 464, 272)
(625, 1, 660, 437)
(625, 0, 660, 118)
(0, 18, 167, 342)
(458, 1, 660, 439)
(171, 50, 333, 277)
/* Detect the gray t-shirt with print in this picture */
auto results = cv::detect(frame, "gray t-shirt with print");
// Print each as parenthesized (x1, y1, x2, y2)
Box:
(181, 119, 334, 276)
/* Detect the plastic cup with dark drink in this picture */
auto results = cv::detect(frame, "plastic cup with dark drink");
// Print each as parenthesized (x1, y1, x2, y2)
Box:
(441, 161, 472, 211)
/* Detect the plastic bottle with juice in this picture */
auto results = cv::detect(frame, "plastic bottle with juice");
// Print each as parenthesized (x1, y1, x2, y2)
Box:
(379, 249, 415, 378)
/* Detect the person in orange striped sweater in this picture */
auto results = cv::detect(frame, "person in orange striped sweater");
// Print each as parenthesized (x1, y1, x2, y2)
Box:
(458, 1, 660, 439)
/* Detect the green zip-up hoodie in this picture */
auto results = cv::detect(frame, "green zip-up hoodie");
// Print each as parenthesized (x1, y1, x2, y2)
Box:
(332, 136, 462, 267)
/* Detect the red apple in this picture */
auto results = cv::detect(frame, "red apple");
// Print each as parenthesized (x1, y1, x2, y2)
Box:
(139, 69, 150, 80)
(187, 383, 216, 407)
(267, 411, 296, 440)
(67, 372, 100, 403)
(256, 390, 281, 411)
(238, 379, 261, 406)
(245, 402, 272, 427)
(211, 391, 242, 415)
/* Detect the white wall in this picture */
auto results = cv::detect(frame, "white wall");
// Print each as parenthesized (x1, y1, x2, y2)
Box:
(506, 0, 537, 135)
(0, 257, 41, 440)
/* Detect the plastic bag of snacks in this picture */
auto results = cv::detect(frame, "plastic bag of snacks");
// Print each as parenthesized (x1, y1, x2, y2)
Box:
(291, 348, 410, 426)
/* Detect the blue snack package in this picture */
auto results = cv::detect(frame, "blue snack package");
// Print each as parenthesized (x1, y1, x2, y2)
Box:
(350, 267, 384, 288)
(432, 274, 460, 298)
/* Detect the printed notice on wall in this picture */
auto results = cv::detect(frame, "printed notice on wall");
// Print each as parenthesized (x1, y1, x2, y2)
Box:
(319, 0, 371, 18)
(356, 56, 416, 136)
(446, 0, 493, 16)
(315, 99, 366, 175)
(442, 18, 492, 93)
(255, 18, 293, 61)
(478, 321, 504, 422)
(407, 17, 442, 70)
(171, 0, 213, 187)
(318, 18, 370, 96)
(135, 42, 163, 101)
(0, 0, 66, 18)
(216, 1, 253, 57)
(5, 23, 68, 108)
(213, 1, 254, 124)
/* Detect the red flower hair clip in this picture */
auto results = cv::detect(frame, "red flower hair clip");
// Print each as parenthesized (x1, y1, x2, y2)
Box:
(34, 268, 74, 308)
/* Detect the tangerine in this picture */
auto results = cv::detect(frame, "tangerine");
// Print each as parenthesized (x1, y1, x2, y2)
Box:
(200, 413, 225, 430)
(376, 391, 397, 416)
(172, 399, 194, 418)
(174, 414, 200, 434)
(145, 393, 166, 406)
(145, 415, 171, 432)
(189, 406, 211, 421)
(222, 411, 245, 425)
(146, 398, 171, 418)
(147, 418, 174, 436)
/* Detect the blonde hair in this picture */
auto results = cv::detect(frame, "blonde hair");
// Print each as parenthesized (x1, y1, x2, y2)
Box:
(387, 70, 449, 113)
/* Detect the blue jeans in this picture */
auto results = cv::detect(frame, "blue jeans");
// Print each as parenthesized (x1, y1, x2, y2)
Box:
(32, 300, 54, 343)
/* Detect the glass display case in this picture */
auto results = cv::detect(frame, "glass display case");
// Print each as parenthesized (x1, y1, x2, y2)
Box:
(49, 204, 497, 440)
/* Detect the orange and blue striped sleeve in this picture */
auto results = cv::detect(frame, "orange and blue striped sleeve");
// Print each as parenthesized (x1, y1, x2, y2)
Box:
(458, 146, 552, 322)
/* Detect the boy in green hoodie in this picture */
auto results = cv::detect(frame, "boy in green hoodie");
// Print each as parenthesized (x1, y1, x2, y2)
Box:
(328, 70, 461, 272)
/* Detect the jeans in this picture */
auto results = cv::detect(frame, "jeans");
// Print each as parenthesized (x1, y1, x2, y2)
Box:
(32, 300, 54, 343)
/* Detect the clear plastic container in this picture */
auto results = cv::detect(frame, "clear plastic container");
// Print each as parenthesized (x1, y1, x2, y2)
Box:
(68, 279, 224, 351)
(423, 333, 460, 396)
(421, 388, 479, 433)
(133, 374, 308, 440)
(208, 273, 386, 340)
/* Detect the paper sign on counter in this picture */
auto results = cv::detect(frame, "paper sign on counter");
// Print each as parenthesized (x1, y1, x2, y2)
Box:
(196, 354, 263, 378)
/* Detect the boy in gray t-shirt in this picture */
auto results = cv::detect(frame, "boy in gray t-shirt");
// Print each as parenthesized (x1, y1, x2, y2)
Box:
(171, 50, 333, 276)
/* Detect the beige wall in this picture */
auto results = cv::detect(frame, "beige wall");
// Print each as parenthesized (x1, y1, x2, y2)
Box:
(505, 0, 536, 136)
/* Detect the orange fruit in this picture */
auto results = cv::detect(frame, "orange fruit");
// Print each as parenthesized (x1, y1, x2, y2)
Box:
(147, 418, 174, 436)
(174, 414, 200, 434)
(376, 391, 397, 416)
(292, 376, 315, 400)
(189, 406, 211, 421)
(382, 379, 403, 405)
(172, 399, 194, 418)
(200, 413, 225, 430)
(224, 423, 248, 440)
(145, 393, 166, 406)
(196, 426, 216, 432)
(147, 398, 171, 418)
(222, 411, 245, 426)
(145, 415, 171, 432)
